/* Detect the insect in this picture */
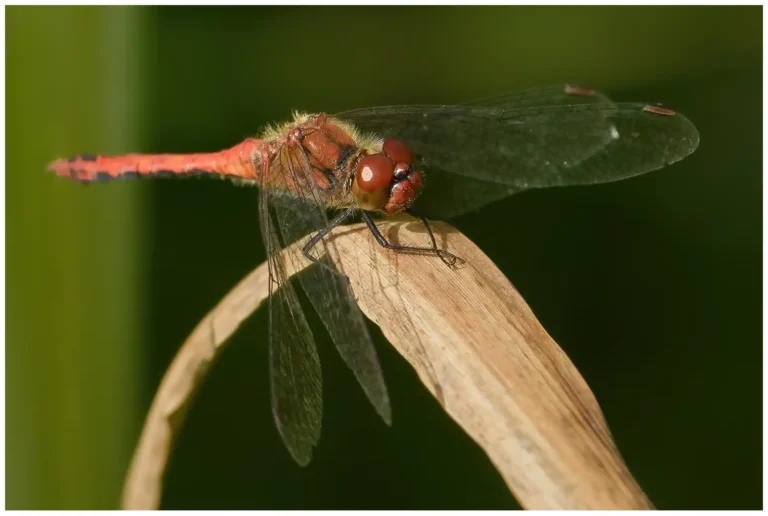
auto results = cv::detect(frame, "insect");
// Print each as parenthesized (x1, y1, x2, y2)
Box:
(48, 85, 700, 464)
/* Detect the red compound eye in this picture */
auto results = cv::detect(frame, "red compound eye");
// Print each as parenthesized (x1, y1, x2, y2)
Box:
(383, 138, 413, 165)
(355, 153, 394, 193)
(352, 153, 396, 211)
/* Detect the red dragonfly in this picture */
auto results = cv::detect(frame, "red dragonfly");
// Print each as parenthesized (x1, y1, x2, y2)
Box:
(48, 85, 699, 465)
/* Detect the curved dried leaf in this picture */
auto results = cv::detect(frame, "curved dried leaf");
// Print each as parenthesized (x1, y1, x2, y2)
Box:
(122, 217, 651, 510)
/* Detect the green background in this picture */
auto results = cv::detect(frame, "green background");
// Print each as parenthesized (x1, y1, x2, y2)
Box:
(7, 5, 761, 509)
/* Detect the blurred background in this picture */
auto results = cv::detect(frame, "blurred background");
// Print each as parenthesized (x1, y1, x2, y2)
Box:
(6, 5, 761, 510)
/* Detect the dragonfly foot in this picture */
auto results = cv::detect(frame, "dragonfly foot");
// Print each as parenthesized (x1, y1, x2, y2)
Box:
(436, 249, 460, 267)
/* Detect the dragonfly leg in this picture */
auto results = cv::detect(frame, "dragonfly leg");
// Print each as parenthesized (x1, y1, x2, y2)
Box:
(362, 211, 458, 266)
(405, 208, 441, 251)
(302, 208, 356, 272)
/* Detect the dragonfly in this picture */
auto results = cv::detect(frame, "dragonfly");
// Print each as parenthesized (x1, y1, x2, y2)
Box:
(48, 84, 700, 465)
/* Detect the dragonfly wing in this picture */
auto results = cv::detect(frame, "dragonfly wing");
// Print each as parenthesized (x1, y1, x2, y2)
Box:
(460, 84, 613, 108)
(410, 167, 509, 220)
(270, 146, 392, 426)
(412, 103, 700, 219)
(557, 102, 700, 184)
(337, 85, 618, 187)
(259, 182, 323, 466)
(338, 86, 699, 218)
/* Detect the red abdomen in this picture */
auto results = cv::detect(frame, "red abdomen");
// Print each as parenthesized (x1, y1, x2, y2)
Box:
(48, 139, 263, 183)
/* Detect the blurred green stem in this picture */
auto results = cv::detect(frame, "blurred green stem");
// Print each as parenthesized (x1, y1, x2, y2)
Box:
(7, 6, 147, 508)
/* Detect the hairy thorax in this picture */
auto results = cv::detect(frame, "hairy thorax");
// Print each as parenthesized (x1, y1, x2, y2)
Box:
(257, 113, 384, 210)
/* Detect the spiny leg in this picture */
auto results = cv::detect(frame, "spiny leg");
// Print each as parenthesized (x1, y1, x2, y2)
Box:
(406, 208, 440, 255)
(302, 207, 357, 273)
(362, 212, 457, 266)
(361, 209, 454, 399)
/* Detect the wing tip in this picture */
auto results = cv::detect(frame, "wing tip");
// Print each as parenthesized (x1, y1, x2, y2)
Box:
(377, 397, 393, 426)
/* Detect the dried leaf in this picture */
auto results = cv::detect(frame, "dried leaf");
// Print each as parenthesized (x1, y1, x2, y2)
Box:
(121, 217, 652, 510)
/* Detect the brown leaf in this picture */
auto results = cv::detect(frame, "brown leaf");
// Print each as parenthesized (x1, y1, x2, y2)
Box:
(121, 217, 652, 510)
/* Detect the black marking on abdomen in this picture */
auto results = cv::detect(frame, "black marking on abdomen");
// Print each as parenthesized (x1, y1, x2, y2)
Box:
(152, 169, 217, 179)
(120, 171, 139, 179)
(93, 172, 113, 182)
(68, 154, 97, 162)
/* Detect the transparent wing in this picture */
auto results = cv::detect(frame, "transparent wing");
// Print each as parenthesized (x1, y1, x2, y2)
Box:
(413, 103, 700, 219)
(269, 145, 392, 433)
(336, 85, 618, 187)
(337, 86, 700, 218)
(259, 176, 322, 466)
(461, 84, 613, 108)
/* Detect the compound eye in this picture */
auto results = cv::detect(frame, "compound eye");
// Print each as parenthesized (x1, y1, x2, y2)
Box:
(353, 153, 395, 211)
(355, 153, 394, 193)
(383, 138, 413, 165)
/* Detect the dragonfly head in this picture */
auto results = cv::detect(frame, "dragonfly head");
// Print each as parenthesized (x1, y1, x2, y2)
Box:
(352, 138, 423, 214)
